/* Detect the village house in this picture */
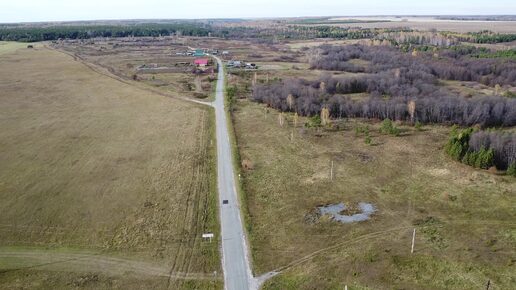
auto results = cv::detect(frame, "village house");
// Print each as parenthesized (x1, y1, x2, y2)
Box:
(194, 58, 209, 67)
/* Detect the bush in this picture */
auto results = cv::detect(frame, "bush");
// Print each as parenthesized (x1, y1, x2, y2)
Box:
(415, 121, 423, 131)
(355, 125, 369, 136)
(305, 115, 322, 127)
(379, 119, 400, 136)
(365, 133, 372, 145)
(507, 163, 516, 176)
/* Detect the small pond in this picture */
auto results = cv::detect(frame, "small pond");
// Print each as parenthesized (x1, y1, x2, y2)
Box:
(318, 202, 375, 223)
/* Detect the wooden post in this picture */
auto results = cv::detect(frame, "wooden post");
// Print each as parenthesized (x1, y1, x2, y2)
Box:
(344, 285, 348, 290)
(411, 228, 416, 254)
(486, 279, 491, 290)
(330, 160, 334, 181)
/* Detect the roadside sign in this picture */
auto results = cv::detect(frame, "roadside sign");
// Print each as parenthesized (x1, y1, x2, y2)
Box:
(202, 233, 214, 242)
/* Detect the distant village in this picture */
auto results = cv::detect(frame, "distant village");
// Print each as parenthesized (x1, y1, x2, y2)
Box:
(135, 47, 258, 76)
(178, 48, 258, 71)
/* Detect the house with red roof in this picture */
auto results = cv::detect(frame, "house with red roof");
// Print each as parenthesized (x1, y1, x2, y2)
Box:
(194, 58, 209, 67)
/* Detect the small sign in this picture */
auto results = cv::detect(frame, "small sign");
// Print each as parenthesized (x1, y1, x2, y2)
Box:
(202, 233, 214, 242)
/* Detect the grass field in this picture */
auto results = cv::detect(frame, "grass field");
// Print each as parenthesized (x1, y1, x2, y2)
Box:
(0, 47, 221, 289)
(232, 99, 516, 289)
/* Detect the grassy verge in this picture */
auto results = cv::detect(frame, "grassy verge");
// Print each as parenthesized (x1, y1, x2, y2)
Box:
(204, 106, 223, 275)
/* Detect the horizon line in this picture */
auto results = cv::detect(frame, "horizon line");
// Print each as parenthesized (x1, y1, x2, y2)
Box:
(2, 14, 516, 25)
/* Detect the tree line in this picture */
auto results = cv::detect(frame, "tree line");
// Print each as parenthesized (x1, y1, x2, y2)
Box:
(213, 25, 377, 41)
(308, 44, 516, 86)
(0, 23, 211, 42)
(0, 23, 381, 43)
(445, 127, 515, 172)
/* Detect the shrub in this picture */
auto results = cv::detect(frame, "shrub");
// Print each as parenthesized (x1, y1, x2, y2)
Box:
(305, 115, 322, 127)
(355, 125, 369, 136)
(415, 121, 423, 131)
(380, 119, 400, 136)
(365, 133, 372, 145)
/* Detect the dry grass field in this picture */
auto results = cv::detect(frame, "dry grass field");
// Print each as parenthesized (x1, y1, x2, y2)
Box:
(0, 45, 221, 289)
(232, 99, 516, 289)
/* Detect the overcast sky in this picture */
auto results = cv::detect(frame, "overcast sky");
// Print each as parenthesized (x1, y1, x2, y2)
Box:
(1, 0, 515, 23)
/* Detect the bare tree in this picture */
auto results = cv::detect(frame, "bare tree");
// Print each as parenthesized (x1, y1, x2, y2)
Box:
(407, 100, 416, 123)
(321, 107, 330, 126)
(287, 94, 295, 111)
(278, 112, 285, 127)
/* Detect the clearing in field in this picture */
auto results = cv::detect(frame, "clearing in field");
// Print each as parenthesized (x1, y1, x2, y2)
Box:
(0, 46, 221, 289)
(233, 99, 516, 289)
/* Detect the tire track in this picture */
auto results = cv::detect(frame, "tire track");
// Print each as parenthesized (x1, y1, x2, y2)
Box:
(0, 251, 220, 281)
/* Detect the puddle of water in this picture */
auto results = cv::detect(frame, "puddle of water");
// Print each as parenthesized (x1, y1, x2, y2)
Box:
(318, 202, 375, 223)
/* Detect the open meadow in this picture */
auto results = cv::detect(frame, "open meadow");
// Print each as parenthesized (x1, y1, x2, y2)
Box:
(0, 45, 221, 289)
(232, 99, 516, 289)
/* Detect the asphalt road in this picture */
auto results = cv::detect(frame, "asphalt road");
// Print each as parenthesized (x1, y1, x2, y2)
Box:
(212, 56, 255, 290)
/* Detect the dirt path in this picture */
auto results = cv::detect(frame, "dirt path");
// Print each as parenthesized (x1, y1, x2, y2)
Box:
(0, 250, 220, 281)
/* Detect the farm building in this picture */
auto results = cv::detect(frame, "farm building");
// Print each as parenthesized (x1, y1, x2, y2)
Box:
(194, 49, 205, 57)
(194, 58, 209, 67)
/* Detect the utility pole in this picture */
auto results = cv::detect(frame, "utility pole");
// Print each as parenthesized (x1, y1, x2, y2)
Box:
(411, 228, 416, 254)
(330, 160, 334, 181)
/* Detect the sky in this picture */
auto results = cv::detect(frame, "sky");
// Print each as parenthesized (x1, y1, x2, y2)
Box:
(1, 0, 515, 23)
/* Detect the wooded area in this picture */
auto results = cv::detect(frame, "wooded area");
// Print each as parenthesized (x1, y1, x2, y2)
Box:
(446, 127, 515, 171)
(252, 44, 516, 127)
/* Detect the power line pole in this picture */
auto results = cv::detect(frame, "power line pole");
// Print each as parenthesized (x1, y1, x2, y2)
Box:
(330, 160, 334, 181)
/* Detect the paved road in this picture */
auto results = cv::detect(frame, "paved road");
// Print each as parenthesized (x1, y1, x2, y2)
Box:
(211, 56, 255, 290)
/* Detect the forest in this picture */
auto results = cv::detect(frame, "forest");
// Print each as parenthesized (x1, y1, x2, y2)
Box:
(2, 21, 515, 45)
(252, 44, 516, 127)
(0, 23, 378, 42)
(199, 25, 376, 41)
(0, 23, 211, 42)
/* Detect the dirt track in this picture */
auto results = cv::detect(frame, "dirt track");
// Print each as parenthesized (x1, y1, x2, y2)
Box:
(0, 249, 220, 280)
